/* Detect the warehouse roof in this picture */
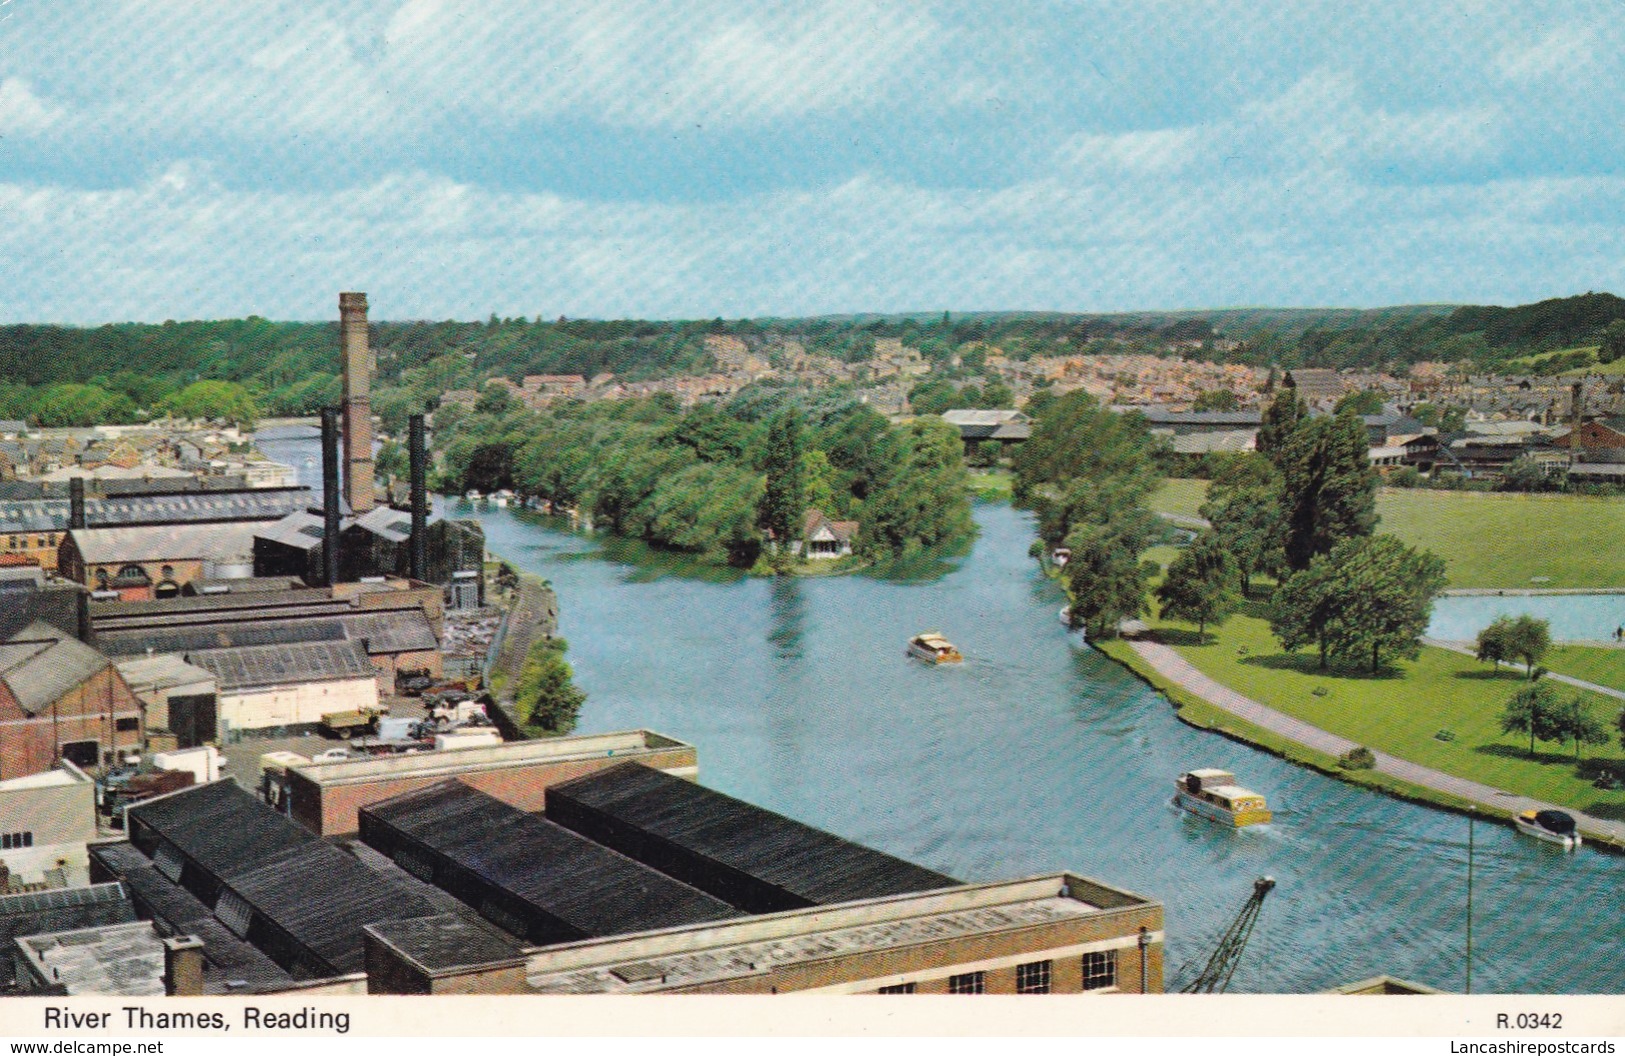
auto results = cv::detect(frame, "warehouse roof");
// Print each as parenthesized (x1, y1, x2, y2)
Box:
(225, 840, 438, 976)
(120, 780, 440, 978)
(351, 506, 414, 544)
(90, 588, 335, 621)
(95, 618, 347, 657)
(0, 489, 310, 536)
(185, 639, 376, 692)
(253, 510, 340, 551)
(0, 621, 111, 715)
(546, 764, 959, 910)
(363, 782, 742, 942)
(128, 780, 318, 881)
(113, 654, 216, 696)
(65, 521, 271, 565)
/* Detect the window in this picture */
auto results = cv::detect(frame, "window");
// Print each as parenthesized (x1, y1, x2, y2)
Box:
(947, 971, 985, 994)
(95, 570, 109, 590)
(2, 832, 34, 850)
(877, 983, 916, 994)
(1082, 950, 1117, 991)
(1015, 960, 1052, 994)
(116, 717, 139, 732)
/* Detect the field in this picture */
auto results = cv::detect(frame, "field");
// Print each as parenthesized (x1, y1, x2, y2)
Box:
(1150, 479, 1625, 588)
(1157, 609, 1625, 817)
(1545, 645, 1625, 694)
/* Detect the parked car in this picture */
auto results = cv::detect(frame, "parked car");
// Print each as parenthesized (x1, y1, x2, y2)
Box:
(312, 748, 352, 763)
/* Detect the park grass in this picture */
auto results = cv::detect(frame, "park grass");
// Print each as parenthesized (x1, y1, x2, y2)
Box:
(1504, 345, 1598, 373)
(967, 468, 1014, 502)
(1148, 478, 1625, 588)
(1545, 646, 1625, 694)
(1095, 637, 1484, 817)
(1152, 608, 1625, 818)
(1149, 478, 1209, 520)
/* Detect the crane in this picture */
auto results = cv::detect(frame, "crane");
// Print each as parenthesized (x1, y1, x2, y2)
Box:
(1181, 875, 1276, 994)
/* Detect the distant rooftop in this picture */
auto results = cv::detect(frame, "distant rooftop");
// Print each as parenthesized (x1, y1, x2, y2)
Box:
(15, 921, 165, 996)
(291, 729, 693, 787)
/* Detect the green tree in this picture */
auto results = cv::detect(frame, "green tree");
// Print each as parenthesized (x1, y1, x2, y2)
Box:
(1333, 389, 1385, 416)
(31, 384, 139, 427)
(1256, 386, 1307, 462)
(1501, 680, 1564, 758)
(1065, 529, 1156, 639)
(1600, 319, 1625, 365)
(161, 380, 260, 428)
(1276, 409, 1379, 572)
(515, 638, 587, 735)
(475, 382, 518, 416)
(1475, 616, 1514, 669)
(758, 407, 807, 561)
(1503, 614, 1551, 679)
(1191, 389, 1239, 412)
(1198, 454, 1285, 595)
(1155, 532, 1242, 638)
(1555, 692, 1610, 762)
(1268, 534, 1446, 672)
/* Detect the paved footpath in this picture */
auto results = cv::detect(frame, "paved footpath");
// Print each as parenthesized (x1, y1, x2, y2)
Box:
(1421, 637, 1625, 702)
(1129, 637, 1625, 848)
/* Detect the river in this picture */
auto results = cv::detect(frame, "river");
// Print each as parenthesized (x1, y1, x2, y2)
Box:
(253, 428, 1624, 994)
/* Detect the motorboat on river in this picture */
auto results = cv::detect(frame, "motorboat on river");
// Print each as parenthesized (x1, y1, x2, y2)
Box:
(1175, 769, 1273, 827)
(1514, 809, 1582, 850)
(908, 633, 963, 664)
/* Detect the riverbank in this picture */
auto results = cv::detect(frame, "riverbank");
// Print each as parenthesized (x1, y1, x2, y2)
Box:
(1095, 632, 1625, 854)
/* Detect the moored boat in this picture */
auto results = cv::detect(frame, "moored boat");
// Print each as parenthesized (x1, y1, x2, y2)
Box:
(908, 632, 963, 664)
(1514, 809, 1582, 850)
(1174, 769, 1272, 827)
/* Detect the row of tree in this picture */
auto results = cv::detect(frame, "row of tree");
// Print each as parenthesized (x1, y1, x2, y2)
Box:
(433, 389, 975, 568)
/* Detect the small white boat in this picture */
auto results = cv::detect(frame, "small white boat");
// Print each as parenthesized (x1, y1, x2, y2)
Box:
(908, 632, 963, 664)
(1514, 809, 1582, 850)
(465, 490, 484, 503)
(1058, 606, 1086, 638)
(1175, 769, 1272, 828)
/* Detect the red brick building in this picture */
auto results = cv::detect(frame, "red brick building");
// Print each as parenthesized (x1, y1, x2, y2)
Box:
(0, 622, 142, 779)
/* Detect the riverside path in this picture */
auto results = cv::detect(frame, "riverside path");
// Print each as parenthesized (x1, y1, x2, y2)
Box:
(1129, 637, 1625, 849)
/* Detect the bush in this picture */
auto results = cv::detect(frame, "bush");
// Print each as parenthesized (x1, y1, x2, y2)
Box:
(1338, 746, 1377, 770)
(514, 637, 586, 735)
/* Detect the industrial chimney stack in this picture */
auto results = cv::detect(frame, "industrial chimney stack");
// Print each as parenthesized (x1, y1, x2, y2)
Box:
(408, 414, 428, 582)
(68, 477, 86, 531)
(321, 407, 342, 588)
(339, 292, 375, 514)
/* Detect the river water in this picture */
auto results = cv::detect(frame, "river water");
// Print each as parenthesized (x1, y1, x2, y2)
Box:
(464, 499, 1624, 995)
(253, 429, 1624, 994)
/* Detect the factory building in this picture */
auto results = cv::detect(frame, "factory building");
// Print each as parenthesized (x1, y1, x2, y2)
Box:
(183, 641, 380, 736)
(359, 782, 743, 945)
(545, 763, 958, 913)
(278, 729, 698, 837)
(0, 884, 136, 991)
(57, 522, 269, 601)
(0, 621, 143, 779)
(0, 764, 98, 889)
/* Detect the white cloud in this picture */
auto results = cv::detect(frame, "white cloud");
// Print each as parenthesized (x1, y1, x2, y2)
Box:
(0, 78, 62, 134)
(1497, 25, 1595, 81)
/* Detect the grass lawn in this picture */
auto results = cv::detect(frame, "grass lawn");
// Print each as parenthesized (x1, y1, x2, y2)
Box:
(967, 468, 1014, 502)
(1545, 646, 1625, 694)
(1154, 608, 1625, 818)
(1149, 478, 1208, 520)
(1149, 478, 1625, 588)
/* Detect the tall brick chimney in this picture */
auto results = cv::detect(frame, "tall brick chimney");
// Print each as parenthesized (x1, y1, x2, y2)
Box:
(340, 291, 375, 514)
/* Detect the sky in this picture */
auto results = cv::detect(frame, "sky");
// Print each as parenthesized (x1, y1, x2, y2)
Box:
(1, 1, 1622, 323)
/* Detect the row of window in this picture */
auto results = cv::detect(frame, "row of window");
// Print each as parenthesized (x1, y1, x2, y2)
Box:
(5, 534, 58, 550)
(878, 951, 1118, 995)
(1, 831, 35, 850)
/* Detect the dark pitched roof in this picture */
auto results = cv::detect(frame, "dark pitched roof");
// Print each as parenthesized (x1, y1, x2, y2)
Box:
(225, 841, 437, 975)
(545, 764, 959, 913)
(121, 780, 439, 978)
(127, 780, 317, 881)
(184, 640, 376, 691)
(362, 781, 742, 943)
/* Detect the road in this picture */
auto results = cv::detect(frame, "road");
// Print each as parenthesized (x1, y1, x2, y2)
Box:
(1129, 636, 1625, 849)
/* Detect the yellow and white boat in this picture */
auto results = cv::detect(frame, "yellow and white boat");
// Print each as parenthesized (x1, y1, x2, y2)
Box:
(907, 632, 964, 664)
(1175, 769, 1272, 827)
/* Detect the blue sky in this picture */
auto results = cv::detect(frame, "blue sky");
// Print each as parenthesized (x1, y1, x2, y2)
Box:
(1, 1, 1621, 323)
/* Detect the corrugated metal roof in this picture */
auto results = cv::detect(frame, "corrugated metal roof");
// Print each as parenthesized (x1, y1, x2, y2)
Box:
(90, 589, 332, 621)
(67, 521, 272, 564)
(362, 781, 742, 944)
(94, 602, 354, 631)
(351, 506, 414, 543)
(340, 610, 439, 654)
(95, 619, 348, 657)
(253, 511, 335, 551)
(127, 781, 317, 882)
(546, 764, 959, 912)
(224, 840, 438, 976)
(185, 640, 376, 691)
(112, 654, 217, 694)
(0, 621, 111, 715)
